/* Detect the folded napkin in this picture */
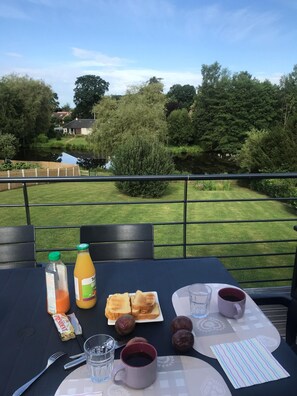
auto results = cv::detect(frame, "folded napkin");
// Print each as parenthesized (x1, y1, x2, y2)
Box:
(210, 337, 289, 389)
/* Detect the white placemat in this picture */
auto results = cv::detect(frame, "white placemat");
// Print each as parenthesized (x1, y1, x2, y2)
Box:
(211, 337, 289, 389)
(55, 355, 231, 396)
(172, 283, 281, 358)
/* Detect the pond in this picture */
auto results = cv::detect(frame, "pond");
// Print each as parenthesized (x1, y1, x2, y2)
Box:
(15, 148, 240, 174)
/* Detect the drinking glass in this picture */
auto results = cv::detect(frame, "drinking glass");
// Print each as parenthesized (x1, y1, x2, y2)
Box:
(188, 283, 212, 318)
(84, 334, 115, 383)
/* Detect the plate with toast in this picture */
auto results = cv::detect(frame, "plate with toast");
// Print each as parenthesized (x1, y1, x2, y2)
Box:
(105, 290, 164, 324)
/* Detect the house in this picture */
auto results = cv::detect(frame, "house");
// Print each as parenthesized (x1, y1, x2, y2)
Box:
(63, 119, 95, 135)
(52, 111, 72, 126)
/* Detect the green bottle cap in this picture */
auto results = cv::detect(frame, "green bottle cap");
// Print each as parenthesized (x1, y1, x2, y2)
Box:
(48, 251, 61, 261)
(77, 243, 89, 251)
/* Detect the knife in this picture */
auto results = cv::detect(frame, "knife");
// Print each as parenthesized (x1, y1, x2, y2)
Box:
(64, 339, 128, 370)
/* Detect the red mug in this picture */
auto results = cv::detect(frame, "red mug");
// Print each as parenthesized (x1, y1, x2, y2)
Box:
(218, 287, 246, 319)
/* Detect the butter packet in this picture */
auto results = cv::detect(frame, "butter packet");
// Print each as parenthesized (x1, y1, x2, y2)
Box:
(52, 313, 76, 341)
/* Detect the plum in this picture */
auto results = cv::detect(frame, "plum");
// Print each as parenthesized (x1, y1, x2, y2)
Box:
(170, 315, 193, 334)
(115, 314, 136, 336)
(172, 329, 194, 352)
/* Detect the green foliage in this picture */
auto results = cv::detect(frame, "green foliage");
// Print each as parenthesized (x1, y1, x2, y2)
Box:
(0, 161, 39, 171)
(111, 135, 175, 198)
(250, 179, 297, 209)
(73, 75, 109, 118)
(237, 126, 297, 173)
(166, 84, 196, 115)
(194, 180, 232, 191)
(90, 82, 168, 157)
(35, 134, 49, 144)
(167, 109, 194, 145)
(191, 63, 282, 155)
(0, 133, 19, 160)
(0, 74, 57, 147)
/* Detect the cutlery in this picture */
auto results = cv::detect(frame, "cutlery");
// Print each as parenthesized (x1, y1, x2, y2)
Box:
(64, 339, 127, 370)
(12, 351, 66, 396)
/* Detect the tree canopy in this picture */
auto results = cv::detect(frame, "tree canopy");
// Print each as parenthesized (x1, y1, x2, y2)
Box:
(0, 74, 57, 148)
(73, 75, 109, 118)
(89, 81, 167, 157)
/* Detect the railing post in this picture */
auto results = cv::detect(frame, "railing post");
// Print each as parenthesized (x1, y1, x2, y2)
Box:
(22, 183, 31, 225)
(183, 177, 188, 258)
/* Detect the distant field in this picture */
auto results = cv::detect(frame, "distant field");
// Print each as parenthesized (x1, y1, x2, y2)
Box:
(0, 179, 296, 286)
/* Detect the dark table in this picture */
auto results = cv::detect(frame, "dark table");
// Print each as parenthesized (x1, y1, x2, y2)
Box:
(1, 258, 297, 395)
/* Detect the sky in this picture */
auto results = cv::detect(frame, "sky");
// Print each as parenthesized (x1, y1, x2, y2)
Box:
(0, 0, 297, 107)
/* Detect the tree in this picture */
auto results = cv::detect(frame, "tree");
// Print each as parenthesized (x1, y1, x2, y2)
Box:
(111, 134, 175, 198)
(166, 84, 196, 115)
(167, 109, 193, 146)
(73, 75, 109, 118)
(279, 64, 297, 127)
(0, 74, 57, 147)
(89, 81, 167, 157)
(0, 133, 19, 161)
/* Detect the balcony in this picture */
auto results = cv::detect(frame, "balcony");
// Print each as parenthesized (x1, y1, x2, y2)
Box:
(1, 172, 297, 340)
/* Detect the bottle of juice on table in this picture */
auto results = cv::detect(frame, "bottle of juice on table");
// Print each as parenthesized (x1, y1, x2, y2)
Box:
(45, 251, 70, 315)
(74, 243, 97, 309)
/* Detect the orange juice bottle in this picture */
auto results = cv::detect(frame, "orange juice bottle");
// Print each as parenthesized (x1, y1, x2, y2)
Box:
(74, 243, 97, 309)
(45, 251, 70, 315)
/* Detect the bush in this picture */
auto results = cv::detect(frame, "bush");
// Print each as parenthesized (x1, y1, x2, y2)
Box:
(250, 179, 297, 209)
(111, 135, 175, 198)
(194, 180, 232, 191)
(0, 161, 40, 171)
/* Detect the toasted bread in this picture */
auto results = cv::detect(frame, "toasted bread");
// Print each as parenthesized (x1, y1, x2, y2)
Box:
(105, 292, 131, 320)
(131, 290, 159, 319)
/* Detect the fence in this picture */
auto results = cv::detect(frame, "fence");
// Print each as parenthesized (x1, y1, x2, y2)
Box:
(0, 172, 296, 288)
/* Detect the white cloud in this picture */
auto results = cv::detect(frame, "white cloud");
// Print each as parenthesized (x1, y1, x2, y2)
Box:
(72, 48, 130, 68)
(4, 52, 23, 58)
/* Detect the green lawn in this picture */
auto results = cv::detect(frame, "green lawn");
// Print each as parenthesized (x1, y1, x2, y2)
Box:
(0, 180, 296, 286)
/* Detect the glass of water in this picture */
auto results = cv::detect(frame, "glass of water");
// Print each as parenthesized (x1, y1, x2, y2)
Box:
(84, 334, 115, 383)
(188, 284, 212, 318)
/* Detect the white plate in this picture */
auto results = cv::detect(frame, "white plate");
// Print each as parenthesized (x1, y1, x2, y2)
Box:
(107, 291, 164, 325)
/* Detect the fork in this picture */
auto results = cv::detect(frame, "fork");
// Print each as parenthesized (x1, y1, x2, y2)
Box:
(12, 351, 66, 396)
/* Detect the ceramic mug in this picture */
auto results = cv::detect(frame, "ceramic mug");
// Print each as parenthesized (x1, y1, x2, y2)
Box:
(112, 342, 157, 389)
(218, 287, 246, 319)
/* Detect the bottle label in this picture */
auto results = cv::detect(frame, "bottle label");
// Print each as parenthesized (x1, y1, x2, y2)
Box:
(74, 275, 96, 301)
(46, 272, 57, 314)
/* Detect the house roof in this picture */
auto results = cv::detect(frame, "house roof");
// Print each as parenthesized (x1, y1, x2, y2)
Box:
(63, 119, 95, 129)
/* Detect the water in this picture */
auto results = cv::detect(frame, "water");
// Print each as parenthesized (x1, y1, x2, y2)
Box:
(15, 148, 239, 174)
(87, 354, 114, 383)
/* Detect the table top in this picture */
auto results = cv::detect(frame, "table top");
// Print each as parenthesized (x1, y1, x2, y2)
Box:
(1, 257, 297, 396)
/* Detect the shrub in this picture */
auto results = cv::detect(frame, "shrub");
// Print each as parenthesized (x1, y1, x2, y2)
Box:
(111, 135, 175, 198)
(250, 179, 297, 209)
(194, 180, 232, 191)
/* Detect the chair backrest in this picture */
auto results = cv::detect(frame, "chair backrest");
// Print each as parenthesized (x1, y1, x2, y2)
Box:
(80, 224, 154, 261)
(0, 225, 36, 269)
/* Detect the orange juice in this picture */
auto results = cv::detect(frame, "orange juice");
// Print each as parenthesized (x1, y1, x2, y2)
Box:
(55, 289, 70, 313)
(74, 244, 97, 309)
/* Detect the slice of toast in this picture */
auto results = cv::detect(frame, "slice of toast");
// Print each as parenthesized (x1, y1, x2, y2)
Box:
(131, 290, 159, 319)
(105, 292, 131, 320)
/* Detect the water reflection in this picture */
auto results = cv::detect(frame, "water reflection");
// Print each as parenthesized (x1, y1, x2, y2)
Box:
(15, 148, 239, 174)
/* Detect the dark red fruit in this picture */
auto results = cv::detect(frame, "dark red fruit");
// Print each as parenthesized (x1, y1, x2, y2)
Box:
(115, 314, 136, 336)
(126, 337, 148, 346)
(172, 329, 194, 352)
(170, 315, 193, 334)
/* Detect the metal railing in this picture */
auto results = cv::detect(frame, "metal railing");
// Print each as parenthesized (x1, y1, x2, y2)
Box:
(0, 172, 297, 288)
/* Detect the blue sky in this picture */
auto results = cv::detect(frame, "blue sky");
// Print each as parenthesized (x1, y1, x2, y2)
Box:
(1, 0, 296, 106)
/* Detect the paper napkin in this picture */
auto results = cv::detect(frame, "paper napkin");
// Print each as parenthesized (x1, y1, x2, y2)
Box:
(210, 337, 290, 389)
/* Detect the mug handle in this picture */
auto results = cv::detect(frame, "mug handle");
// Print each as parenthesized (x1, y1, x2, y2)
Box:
(112, 363, 126, 385)
(233, 303, 242, 319)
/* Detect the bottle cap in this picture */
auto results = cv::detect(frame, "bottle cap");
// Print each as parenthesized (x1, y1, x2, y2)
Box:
(77, 243, 89, 251)
(48, 251, 61, 261)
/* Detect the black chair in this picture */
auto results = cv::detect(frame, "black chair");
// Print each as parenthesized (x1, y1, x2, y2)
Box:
(250, 225, 297, 351)
(0, 225, 36, 269)
(80, 224, 154, 261)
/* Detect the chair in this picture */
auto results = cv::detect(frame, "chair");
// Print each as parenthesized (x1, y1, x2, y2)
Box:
(249, 225, 297, 351)
(80, 224, 154, 261)
(0, 225, 36, 269)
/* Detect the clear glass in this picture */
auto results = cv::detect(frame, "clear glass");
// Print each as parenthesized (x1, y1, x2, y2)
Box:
(45, 253, 70, 314)
(188, 283, 212, 318)
(84, 334, 115, 383)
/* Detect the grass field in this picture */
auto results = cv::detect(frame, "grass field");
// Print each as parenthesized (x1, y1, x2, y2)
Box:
(0, 179, 296, 286)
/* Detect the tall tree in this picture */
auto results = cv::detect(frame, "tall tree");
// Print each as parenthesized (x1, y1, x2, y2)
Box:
(279, 64, 297, 127)
(73, 75, 109, 119)
(167, 109, 193, 146)
(0, 133, 19, 161)
(0, 74, 57, 147)
(89, 81, 167, 157)
(166, 84, 196, 116)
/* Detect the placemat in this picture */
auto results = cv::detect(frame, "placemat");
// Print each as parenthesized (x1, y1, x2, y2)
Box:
(55, 355, 231, 396)
(172, 283, 281, 358)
